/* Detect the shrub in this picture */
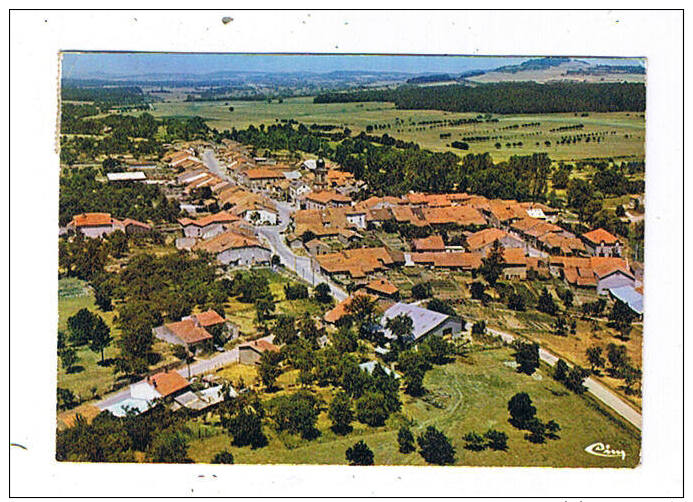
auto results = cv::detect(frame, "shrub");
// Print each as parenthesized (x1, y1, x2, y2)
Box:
(345, 440, 374, 465)
(417, 426, 456, 465)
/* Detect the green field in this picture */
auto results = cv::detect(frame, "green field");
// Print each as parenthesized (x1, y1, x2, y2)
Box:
(186, 347, 640, 467)
(145, 97, 645, 162)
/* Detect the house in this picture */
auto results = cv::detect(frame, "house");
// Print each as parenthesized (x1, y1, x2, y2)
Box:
(193, 230, 272, 266)
(381, 302, 464, 342)
(172, 385, 232, 413)
(168, 150, 194, 167)
(465, 228, 525, 254)
(178, 211, 240, 239)
(241, 168, 285, 190)
(239, 339, 280, 365)
(315, 247, 398, 279)
(608, 285, 644, 317)
(289, 180, 312, 203)
(305, 238, 332, 256)
(103, 370, 190, 417)
(500, 248, 528, 280)
(412, 235, 446, 252)
(409, 251, 483, 271)
(345, 208, 367, 229)
(154, 316, 214, 353)
(120, 218, 152, 235)
(551, 256, 634, 293)
(240, 205, 279, 226)
(66, 212, 149, 239)
(582, 228, 623, 257)
(365, 278, 399, 299)
(304, 190, 352, 210)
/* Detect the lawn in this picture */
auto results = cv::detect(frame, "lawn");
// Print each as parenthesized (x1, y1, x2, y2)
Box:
(142, 98, 645, 163)
(186, 347, 640, 467)
(57, 278, 121, 400)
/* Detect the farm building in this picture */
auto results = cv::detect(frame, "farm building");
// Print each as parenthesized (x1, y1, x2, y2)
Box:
(238, 339, 280, 365)
(581, 228, 623, 257)
(381, 302, 464, 342)
(192, 230, 271, 266)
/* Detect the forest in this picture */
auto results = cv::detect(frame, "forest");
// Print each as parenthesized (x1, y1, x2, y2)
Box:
(313, 82, 646, 114)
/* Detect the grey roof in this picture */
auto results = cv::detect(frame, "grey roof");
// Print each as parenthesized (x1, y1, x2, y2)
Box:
(173, 385, 231, 411)
(105, 397, 154, 417)
(381, 302, 449, 341)
(107, 171, 146, 181)
(283, 171, 302, 180)
(609, 286, 644, 315)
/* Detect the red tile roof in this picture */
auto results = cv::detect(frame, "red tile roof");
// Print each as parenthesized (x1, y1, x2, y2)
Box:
(324, 293, 379, 323)
(165, 319, 213, 345)
(366, 278, 399, 296)
(193, 230, 266, 254)
(194, 309, 226, 327)
(70, 212, 113, 228)
(412, 235, 445, 252)
(149, 371, 190, 397)
(466, 228, 508, 251)
(178, 211, 239, 228)
(244, 168, 285, 180)
(582, 228, 621, 245)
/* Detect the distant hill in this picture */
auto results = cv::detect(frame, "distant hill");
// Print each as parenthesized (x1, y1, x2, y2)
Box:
(406, 74, 454, 84)
(494, 56, 574, 73)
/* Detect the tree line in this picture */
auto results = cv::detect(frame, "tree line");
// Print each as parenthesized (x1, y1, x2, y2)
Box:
(314, 82, 646, 114)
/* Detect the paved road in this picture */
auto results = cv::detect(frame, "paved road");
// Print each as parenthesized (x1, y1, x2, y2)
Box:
(96, 347, 241, 411)
(201, 148, 348, 302)
(488, 328, 642, 430)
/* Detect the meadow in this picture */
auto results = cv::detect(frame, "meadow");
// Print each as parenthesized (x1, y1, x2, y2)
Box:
(145, 97, 645, 163)
(186, 347, 641, 467)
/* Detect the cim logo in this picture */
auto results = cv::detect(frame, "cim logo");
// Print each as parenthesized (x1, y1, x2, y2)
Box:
(584, 442, 626, 460)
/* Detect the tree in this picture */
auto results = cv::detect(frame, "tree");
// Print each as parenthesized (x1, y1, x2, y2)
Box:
(273, 314, 297, 345)
(564, 365, 589, 394)
(585, 346, 605, 373)
(567, 178, 595, 222)
(355, 391, 390, 427)
(271, 254, 281, 267)
(94, 285, 113, 312)
(313, 283, 332, 304)
(508, 392, 536, 428)
(57, 387, 78, 411)
(331, 325, 358, 354)
(426, 297, 456, 316)
(108, 230, 129, 258)
(345, 440, 374, 466)
(484, 429, 508, 451)
(471, 320, 486, 335)
(221, 396, 267, 449)
(537, 288, 558, 316)
(397, 426, 415, 453)
(258, 350, 283, 390)
(345, 294, 379, 327)
(553, 359, 569, 382)
(553, 316, 568, 336)
(417, 426, 456, 465)
(268, 390, 320, 438)
(513, 341, 540, 375)
(256, 297, 276, 323)
(411, 282, 433, 299)
(470, 281, 485, 301)
(385, 313, 414, 348)
(149, 430, 190, 463)
(67, 308, 98, 346)
(479, 240, 505, 286)
(423, 335, 454, 365)
(606, 343, 630, 374)
(89, 315, 113, 364)
(609, 299, 636, 340)
(211, 450, 234, 464)
(173, 345, 194, 379)
(525, 418, 547, 444)
(60, 346, 79, 373)
(328, 390, 353, 434)
(507, 293, 526, 311)
(621, 364, 642, 394)
(463, 431, 487, 451)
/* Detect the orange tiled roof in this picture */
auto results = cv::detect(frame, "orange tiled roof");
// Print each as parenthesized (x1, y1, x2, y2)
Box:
(193, 230, 266, 254)
(582, 228, 621, 246)
(149, 371, 190, 397)
(244, 168, 285, 180)
(412, 235, 445, 252)
(366, 278, 399, 296)
(466, 228, 508, 251)
(165, 318, 213, 345)
(501, 247, 527, 266)
(194, 309, 226, 327)
(120, 218, 151, 230)
(316, 247, 394, 278)
(70, 212, 113, 227)
(305, 190, 352, 205)
(410, 251, 483, 269)
(241, 339, 280, 353)
(179, 211, 240, 228)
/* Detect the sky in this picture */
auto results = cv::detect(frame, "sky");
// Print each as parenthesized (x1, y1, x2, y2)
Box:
(61, 53, 646, 79)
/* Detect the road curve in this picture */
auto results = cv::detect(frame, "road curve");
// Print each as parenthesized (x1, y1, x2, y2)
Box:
(488, 328, 642, 430)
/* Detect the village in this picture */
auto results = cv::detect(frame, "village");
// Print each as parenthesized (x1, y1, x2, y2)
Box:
(57, 136, 644, 446)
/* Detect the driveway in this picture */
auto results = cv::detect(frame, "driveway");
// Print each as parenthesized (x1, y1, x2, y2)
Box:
(488, 328, 642, 430)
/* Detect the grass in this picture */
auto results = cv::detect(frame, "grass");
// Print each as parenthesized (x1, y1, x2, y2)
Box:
(57, 278, 121, 400)
(186, 347, 640, 467)
(139, 98, 644, 163)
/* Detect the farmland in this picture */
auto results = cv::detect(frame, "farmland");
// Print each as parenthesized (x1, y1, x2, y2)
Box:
(187, 347, 640, 467)
(144, 97, 645, 162)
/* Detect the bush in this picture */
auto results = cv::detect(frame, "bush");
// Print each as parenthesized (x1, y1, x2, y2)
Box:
(513, 340, 540, 375)
(411, 282, 433, 299)
(345, 440, 374, 465)
(471, 320, 486, 335)
(398, 426, 415, 453)
(284, 283, 309, 300)
(484, 429, 508, 451)
(463, 431, 486, 451)
(355, 391, 390, 427)
(426, 297, 456, 316)
(417, 426, 456, 465)
(211, 450, 234, 464)
(508, 392, 536, 428)
(314, 283, 332, 303)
